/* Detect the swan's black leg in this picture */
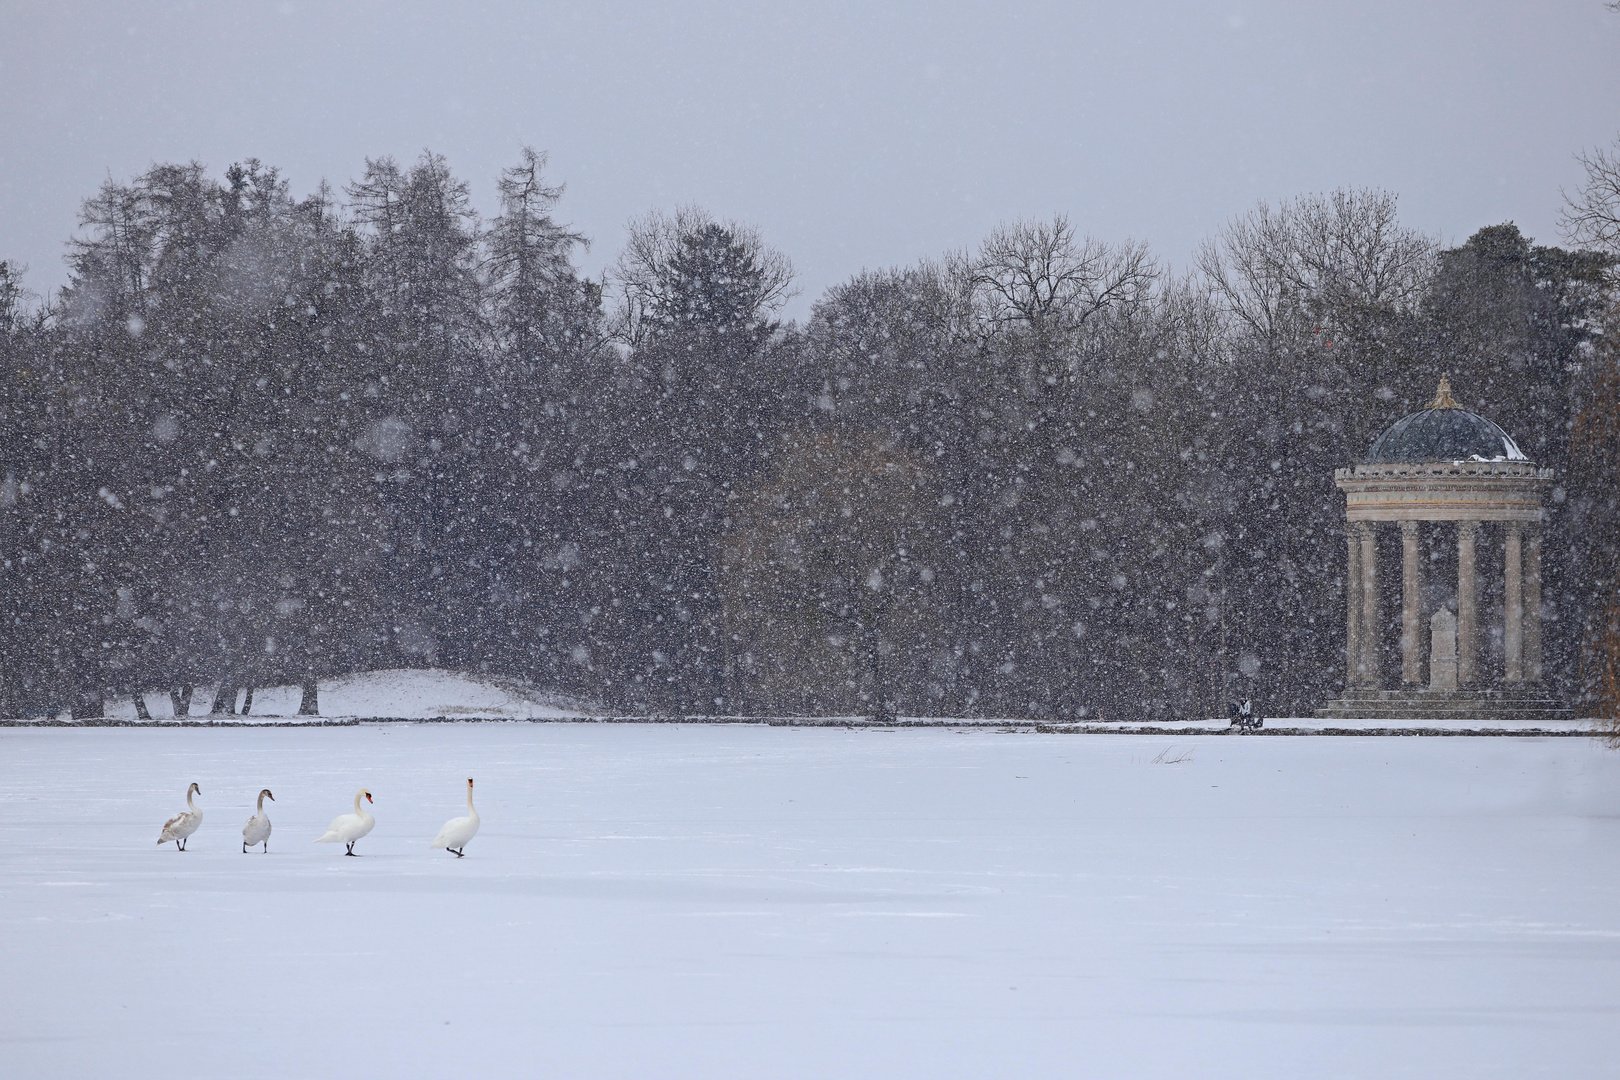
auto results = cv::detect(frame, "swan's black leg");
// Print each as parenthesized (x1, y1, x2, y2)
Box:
(242, 842, 247, 853)
(452, 848, 464, 858)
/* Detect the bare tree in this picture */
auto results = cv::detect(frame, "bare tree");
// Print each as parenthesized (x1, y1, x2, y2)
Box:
(611, 205, 795, 346)
(0, 261, 32, 335)
(971, 214, 1156, 341)
(1561, 135, 1620, 257)
(1196, 201, 1301, 348)
(1562, 124, 1620, 723)
(1198, 188, 1435, 349)
(486, 147, 593, 361)
(1292, 189, 1436, 315)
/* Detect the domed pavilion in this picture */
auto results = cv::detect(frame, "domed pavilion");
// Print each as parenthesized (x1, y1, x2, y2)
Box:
(1318, 377, 1569, 721)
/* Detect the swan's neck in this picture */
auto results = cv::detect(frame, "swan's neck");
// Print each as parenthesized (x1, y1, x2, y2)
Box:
(467, 786, 476, 815)
(186, 788, 197, 811)
(256, 791, 266, 813)
(353, 791, 363, 814)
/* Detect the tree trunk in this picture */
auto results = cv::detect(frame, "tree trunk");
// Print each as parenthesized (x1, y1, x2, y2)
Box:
(71, 687, 104, 720)
(211, 683, 238, 715)
(132, 692, 153, 722)
(170, 684, 193, 718)
(240, 685, 255, 716)
(0, 665, 19, 720)
(866, 600, 895, 723)
(298, 676, 319, 715)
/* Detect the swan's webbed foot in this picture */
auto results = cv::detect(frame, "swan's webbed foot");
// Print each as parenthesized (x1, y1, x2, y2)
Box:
(452, 848, 465, 858)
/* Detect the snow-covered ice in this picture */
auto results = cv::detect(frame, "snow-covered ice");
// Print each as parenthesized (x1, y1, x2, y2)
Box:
(3, 724, 1619, 1077)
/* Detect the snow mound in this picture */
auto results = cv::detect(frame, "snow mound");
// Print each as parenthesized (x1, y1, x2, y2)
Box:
(309, 668, 600, 719)
(103, 668, 600, 721)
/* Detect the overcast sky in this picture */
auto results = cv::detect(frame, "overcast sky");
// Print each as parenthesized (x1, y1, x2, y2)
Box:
(3, 1, 1618, 319)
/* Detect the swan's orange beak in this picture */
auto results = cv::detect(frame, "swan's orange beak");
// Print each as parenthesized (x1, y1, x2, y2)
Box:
(365, 792, 373, 803)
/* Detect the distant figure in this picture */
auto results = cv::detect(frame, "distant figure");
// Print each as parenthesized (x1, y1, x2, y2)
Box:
(1230, 698, 1262, 730)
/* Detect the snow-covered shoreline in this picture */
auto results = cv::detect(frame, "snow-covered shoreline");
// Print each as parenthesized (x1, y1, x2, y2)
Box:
(3, 714, 1603, 736)
(7, 668, 1605, 734)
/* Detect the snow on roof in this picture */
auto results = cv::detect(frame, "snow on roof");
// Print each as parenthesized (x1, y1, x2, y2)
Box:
(1364, 403, 1529, 465)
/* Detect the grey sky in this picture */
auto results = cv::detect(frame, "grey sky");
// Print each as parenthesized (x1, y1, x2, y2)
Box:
(3, 1, 1617, 319)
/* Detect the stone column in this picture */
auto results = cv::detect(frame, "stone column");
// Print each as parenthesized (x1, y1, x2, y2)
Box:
(1525, 529, 1543, 683)
(1504, 523, 1523, 683)
(1429, 609, 1458, 690)
(1457, 520, 1479, 687)
(1359, 523, 1380, 688)
(1400, 520, 1423, 685)
(1345, 527, 1362, 688)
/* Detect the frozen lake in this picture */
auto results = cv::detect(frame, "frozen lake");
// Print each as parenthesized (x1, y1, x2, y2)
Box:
(3, 724, 1618, 1078)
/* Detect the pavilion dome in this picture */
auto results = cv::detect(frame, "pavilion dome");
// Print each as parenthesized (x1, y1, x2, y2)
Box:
(1363, 376, 1529, 465)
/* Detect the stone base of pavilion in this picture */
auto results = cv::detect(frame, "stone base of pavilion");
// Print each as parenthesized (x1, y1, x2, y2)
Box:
(1316, 687, 1571, 722)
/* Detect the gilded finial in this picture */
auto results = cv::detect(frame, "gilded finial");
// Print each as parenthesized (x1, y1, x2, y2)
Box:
(1429, 374, 1457, 409)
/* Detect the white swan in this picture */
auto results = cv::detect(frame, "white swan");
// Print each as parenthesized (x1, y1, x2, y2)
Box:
(315, 787, 374, 855)
(158, 782, 203, 850)
(430, 778, 480, 857)
(242, 788, 274, 853)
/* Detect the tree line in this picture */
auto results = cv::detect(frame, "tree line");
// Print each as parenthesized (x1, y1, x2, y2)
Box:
(1, 145, 1617, 719)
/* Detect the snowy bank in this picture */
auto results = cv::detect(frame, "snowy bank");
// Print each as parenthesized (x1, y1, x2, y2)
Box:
(65, 668, 601, 723)
(6, 672, 1604, 735)
(1042, 716, 1604, 736)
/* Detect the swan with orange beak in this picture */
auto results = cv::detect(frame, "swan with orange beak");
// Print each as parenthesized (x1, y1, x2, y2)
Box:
(315, 788, 374, 856)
